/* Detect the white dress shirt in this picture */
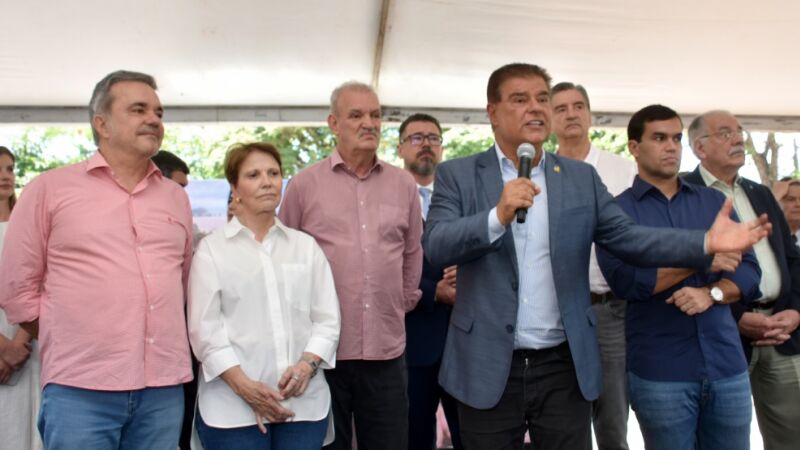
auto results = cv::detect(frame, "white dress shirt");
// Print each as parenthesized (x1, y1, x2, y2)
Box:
(574, 145, 637, 294)
(188, 217, 340, 428)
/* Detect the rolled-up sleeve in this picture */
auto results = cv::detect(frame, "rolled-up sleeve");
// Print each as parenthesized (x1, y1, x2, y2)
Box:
(0, 176, 50, 324)
(187, 240, 239, 382)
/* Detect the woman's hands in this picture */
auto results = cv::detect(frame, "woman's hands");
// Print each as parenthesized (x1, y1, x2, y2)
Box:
(221, 366, 294, 433)
(278, 352, 320, 399)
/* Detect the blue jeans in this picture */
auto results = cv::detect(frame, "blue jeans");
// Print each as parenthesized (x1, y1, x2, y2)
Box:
(38, 383, 184, 450)
(195, 409, 329, 450)
(628, 371, 752, 450)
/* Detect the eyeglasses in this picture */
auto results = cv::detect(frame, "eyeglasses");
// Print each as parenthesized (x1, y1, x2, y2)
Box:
(700, 128, 750, 143)
(401, 133, 443, 146)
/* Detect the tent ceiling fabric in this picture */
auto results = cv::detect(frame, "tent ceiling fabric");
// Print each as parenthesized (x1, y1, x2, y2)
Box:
(2, 0, 799, 124)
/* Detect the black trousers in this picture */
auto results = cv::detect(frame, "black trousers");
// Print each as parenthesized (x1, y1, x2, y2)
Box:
(323, 356, 409, 450)
(457, 342, 591, 450)
(407, 361, 463, 450)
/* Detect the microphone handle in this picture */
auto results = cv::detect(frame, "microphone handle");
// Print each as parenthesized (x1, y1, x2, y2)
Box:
(515, 156, 533, 223)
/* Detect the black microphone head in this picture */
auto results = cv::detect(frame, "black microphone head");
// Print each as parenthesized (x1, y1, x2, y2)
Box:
(517, 143, 535, 159)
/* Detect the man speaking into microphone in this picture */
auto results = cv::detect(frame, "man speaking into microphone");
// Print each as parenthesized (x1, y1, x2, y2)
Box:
(422, 62, 772, 450)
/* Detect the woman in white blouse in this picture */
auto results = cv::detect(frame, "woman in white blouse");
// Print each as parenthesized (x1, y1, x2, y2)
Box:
(188, 142, 340, 449)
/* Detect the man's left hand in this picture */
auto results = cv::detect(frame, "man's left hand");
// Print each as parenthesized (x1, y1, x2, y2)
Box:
(707, 198, 771, 254)
(753, 309, 800, 346)
(666, 286, 714, 316)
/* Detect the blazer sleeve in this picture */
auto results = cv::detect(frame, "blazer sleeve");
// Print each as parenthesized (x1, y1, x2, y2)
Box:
(423, 161, 504, 268)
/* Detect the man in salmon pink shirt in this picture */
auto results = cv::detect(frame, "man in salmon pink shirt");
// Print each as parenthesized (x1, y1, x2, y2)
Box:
(0, 70, 194, 450)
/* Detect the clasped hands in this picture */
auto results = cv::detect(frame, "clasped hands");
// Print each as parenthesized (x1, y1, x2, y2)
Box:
(739, 310, 800, 346)
(0, 334, 33, 384)
(222, 356, 318, 434)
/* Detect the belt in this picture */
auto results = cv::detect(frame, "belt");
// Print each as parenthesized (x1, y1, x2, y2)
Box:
(512, 342, 569, 363)
(590, 292, 614, 305)
(752, 299, 777, 310)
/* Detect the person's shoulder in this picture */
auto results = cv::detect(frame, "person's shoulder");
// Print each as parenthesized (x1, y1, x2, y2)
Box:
(597, 149, 636, 169)
(439, 148, 491, 172)
(290, 156, 331, 182)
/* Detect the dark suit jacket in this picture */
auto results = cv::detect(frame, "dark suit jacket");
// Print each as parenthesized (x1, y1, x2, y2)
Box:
(405, 242, 452, 367)
(423, 147, 711, 409)
(683, 166, 800, 359)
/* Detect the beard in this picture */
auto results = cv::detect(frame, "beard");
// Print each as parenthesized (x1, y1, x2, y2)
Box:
(410, 158, 436, 177)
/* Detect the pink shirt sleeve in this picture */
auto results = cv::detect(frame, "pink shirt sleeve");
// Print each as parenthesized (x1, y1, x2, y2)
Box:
(402, 181, 423, 312)
(0, 176, 50, 324)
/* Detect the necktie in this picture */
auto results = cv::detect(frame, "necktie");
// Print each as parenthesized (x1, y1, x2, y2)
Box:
(419, 186, 432, 220)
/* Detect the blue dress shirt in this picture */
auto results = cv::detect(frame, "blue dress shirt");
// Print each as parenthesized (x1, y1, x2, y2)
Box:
(488, 145, 565, 349)
(597, 176, 761, 382)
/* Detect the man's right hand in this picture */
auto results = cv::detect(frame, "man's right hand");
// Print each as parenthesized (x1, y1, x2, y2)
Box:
(738, 312, 774, 340)
(0, 358, 13, 384)
(710, 252, 742, 272)
(496, 178, 541, 226)
(0, 339, 31, 369)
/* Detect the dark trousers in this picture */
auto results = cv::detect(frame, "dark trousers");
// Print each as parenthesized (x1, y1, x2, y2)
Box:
(408, 362, 463, 450)
(323, 356, 408, 450)
(457, 342, 591, 450)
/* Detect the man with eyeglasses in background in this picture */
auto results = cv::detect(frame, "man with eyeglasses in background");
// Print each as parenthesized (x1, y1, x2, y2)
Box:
(684, 110, 800, 450)
(772, 177, 800, 246)
(397, 113, 462, 450)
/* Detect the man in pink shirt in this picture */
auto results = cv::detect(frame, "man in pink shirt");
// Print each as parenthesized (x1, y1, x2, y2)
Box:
(279, 81, 423, 450)
(0, 70, 194, 450)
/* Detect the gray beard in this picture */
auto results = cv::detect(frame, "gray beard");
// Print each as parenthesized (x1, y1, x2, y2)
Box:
(410, 160, 436, 177)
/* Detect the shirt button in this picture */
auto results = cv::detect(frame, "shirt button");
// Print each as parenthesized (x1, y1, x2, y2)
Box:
(523, 298, 528, 304)
(147, 338, 155, 344)
(137, 247, 143, 252)
(146, 274, 151, 279)
(360, 201, 365, 206)
(506, 325, 514, 333)
(365, 304, 370, 309)
(363, 248, 368, 253)
(149, 305, 155, 311)
(361, 224, 367, 229)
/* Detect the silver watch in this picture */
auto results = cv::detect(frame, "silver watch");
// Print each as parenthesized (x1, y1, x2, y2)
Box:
(710, 286, 724, 303)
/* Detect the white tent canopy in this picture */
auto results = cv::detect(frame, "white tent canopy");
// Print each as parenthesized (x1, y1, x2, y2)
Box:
(3, 0, 800, 129)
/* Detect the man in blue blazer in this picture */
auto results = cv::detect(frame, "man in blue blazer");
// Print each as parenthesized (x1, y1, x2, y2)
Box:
(398, 113, 462, 450)
(422, 63, 772, 450)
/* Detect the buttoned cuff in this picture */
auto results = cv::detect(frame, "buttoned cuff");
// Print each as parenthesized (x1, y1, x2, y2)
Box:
(304, 337, 338, 369)
(488, 208, 506, 243)
(201, 347, 240, 382)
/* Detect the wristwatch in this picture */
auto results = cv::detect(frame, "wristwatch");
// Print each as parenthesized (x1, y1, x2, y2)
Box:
(710, 286, 724, 303)
(301, 355, 320, 377)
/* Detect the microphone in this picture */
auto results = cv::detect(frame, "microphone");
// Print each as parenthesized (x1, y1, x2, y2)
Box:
(515, 143, 536, 223)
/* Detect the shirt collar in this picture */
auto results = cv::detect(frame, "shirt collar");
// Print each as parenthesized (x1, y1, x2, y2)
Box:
(330, 148, 383, 175)
(224, 216, 289, 241)
(494, 142, 546, 172)
(631, 175, 697, 200)
(699, 164, 740, 189)
(86, 151, 162, 179)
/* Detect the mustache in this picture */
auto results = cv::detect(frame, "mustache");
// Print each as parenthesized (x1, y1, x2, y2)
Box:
(416, 148, 436, 159)
(359, 129, 379, 137)
(729, 144, 746, 155)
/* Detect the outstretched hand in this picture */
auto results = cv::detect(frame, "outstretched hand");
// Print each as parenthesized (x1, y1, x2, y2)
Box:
(706, 198, 771, 254)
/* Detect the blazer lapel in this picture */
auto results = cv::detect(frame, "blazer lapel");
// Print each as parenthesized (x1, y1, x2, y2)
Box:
(545, 152, 563, 260)
(477, 146, 518, 280)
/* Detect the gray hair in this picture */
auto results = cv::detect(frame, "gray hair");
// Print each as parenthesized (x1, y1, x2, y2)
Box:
(89, 70, 158, 144)
(551, 82, 591, 111)
(688, 109, 732, 152)
(329, 81, 377, 115)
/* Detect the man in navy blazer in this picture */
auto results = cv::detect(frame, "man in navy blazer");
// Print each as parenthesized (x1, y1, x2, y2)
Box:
(398, 113, 462, 450)
(422, 63, 772, 449)
(683, 110, 800, 450)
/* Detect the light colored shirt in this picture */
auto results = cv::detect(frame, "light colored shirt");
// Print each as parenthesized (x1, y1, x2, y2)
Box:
(700, 165, 782, 301)
(188, 217, 340, 428)
(0, 152, 194, 390)
(279, 149, 423, 360)
(581, 145, 637, 294)
(488, 145, 565, 349)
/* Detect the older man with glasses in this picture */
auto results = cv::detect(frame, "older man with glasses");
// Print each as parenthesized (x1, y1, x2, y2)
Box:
(684, 110, 800, 450)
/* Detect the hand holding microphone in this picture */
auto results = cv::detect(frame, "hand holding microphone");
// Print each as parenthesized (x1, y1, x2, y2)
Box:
(495, 143, 541, 226)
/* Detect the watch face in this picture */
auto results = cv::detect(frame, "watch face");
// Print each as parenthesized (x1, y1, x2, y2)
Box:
(711, 287, 724, 302)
